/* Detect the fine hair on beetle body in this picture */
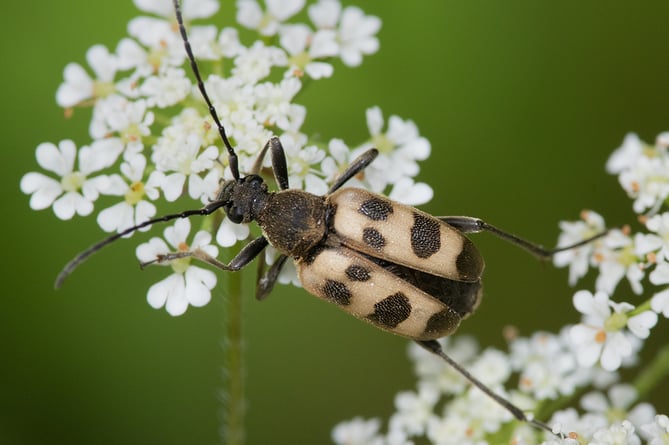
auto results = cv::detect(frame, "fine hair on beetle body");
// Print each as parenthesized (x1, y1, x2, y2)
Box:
(54, 0, 610, 435)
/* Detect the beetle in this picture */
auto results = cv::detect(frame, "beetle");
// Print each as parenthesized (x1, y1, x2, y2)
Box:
(55, 0, 607, 433)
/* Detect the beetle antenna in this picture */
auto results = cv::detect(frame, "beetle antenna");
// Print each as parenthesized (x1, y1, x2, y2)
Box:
(54, 200, 228, 289)
(173, 0, 240, 180)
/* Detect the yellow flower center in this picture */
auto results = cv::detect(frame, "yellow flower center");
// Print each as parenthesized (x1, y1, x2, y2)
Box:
(124, 181, 145, 205)
(372, 133, 394, 154)
(61, 171, 85, 192)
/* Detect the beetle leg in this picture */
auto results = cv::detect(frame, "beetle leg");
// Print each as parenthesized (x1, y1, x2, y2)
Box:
(327, 148, 379, 194)
(255, 254, 289, 300)
(251, 137, 290, 190)
(439, 216, 608, 260)
(416, 340, 554, 434)
(141, 236, 269, 271)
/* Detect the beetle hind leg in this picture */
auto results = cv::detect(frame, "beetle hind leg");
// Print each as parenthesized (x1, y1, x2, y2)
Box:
(416, 340, 554, 434)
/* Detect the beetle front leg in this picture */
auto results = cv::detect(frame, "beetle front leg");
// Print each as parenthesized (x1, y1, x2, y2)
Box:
(251, 137, 290, 190)
(439, 216, 608, 260)
(141, 236, 269, 271)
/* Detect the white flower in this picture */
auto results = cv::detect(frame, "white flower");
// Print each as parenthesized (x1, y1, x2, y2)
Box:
(232, 41, 288, 84)
(320, 138, 365, 188)
(331, 417, 383, 445)
(549, 408, 609, 443)
(308, 0, 341, 29)
(388, 384, 440, 436)
(135, 218, 218, 316)
(388, 177, 433, 206)
(279, 24, 338, 78)
(127, 16, 182, 66)
(649, 262, 669, 317)
(218, 27, 243, 58)
(468, 348, 511, 387)
(115, 37, 150, 73)
(215, 217, 251, 248)
(407, 336, 479, 395)
(20, 139, 122, 220)
(96, 154, 158, 233)
(254, 77, 304, 130)
(553, 210, 607, 286)
(606, 133, 644, 175)
(56, 44, 118, 107)
(425, 411, 473, 445)
(129, 0, 219, 69)
(509, 331, 585, 400)
(89, 96, 154, 155)
(569, 290, 656, 371)
(641, 414, 669, 445)
(618, 154, 669, 215)
(236, 0, 306, 36)
(589, 420, 641, 445)
(580, 384, 656, 433)
(337, 6, 381, 67)
(151, 131, 219, 202)
(594, 229, 644, 296)
(645, 212, 669, 261)
(140, 67, 192, 108)
(361, 106, 431, 193)
(279, 134, 329, 195)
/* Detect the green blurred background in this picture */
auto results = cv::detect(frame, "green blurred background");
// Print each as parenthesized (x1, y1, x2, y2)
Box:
(3, 1, 669, 444)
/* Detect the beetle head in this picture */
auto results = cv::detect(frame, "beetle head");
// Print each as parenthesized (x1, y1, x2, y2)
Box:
(217, 174, 269, 224)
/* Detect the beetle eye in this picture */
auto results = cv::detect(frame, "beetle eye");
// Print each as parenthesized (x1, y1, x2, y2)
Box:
(226, 205, 244, 224)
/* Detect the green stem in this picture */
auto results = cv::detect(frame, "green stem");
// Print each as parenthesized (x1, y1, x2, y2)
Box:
(633, 340, 669, 401)
(220, 248, 245, 445)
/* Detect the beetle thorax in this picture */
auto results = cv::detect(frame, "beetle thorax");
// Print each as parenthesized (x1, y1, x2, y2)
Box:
(256, 190, 328, 258)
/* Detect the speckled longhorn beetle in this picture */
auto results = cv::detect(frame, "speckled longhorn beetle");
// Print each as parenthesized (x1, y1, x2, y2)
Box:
(55, 0, 607, 434)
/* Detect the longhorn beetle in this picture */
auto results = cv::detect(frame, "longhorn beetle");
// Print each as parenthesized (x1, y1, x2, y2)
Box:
(55, 0, 607, 434)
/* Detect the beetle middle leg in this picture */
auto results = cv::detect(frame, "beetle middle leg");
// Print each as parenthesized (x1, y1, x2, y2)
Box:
(440, 216, 608, 260)
(255, 253, 289, 300)
(328, 148, 379, 194)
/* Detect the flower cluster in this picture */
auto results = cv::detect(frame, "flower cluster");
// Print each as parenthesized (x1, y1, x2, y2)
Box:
(331, 135, 669, 443)
(20, 0, 434, 316)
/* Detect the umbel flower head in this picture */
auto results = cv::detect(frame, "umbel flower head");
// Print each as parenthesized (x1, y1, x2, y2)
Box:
(21, 0, 433, 315)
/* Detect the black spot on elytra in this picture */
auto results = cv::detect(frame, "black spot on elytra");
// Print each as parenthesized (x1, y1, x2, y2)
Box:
(367, 292, 411, 328)
(423, 308, 460, 338)
(345, 264, 371, 281)
(410, 212, 441, 259)
(362, 227, 386, 250)
(359, 197, 393, 221)
(322, 280, 351, 306)
(455, 239, 484, 281)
